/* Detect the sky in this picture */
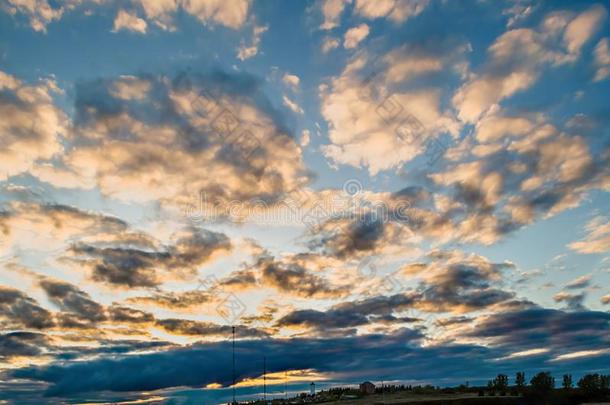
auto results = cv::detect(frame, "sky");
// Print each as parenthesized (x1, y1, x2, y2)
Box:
(1, 0, 610, 403)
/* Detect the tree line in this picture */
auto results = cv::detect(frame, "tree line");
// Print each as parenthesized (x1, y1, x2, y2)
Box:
(485, 371, 610, 402)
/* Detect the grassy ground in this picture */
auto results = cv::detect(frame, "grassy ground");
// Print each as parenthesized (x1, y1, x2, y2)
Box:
(314, 392, 521, 404)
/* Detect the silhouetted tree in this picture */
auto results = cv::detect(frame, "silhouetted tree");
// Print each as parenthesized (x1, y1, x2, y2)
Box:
(562, 374, 573, 390)
(515, 372, 526, 390)
(530, 372, 555, 397)
(493, 374, 509, 395)
(487, 380, 495, 396)
(601, 375, 610, 391)
(578, 374, 601, 396)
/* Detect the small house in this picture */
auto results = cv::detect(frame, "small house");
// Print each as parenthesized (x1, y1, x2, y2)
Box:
(359, 381, 375, 395)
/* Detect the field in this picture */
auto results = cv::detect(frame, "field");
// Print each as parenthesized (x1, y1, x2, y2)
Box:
(296, 392, 522, 405)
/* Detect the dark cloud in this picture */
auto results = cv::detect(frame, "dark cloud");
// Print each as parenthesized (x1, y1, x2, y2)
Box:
(252, 254, 349, 298)
(420, 286, 514, 312)
(8, 329, 433, 396)
(126, 289, 215, 309)
(71, 244, 166, 288)
(55, 312, 98, 330)
(12, 320, 610, 400)
(0, 332, 49, 359)
(325, 215, 386, 258)
(0, 286, 54, 329)
(155, 319, 269, 338)
(108, 305, 154, 324)
(70, 227, 230, 288)
(38, 278, 106, 323)
(216, 253, 349, 299)
(217, 268, 257, 289)
(307, 213, 395, 259)
(402, 250, 516, 312)
(276, 293, 416, 331)
(469, 308, 610, 353)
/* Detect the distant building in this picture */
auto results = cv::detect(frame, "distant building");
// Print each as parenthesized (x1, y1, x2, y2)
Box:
(360, 381, 375, 395)
(310, 382, 315, 395)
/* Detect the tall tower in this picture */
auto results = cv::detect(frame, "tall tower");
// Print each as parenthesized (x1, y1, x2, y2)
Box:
(263, 356, 267, 402)
(232, 326, 236, 405)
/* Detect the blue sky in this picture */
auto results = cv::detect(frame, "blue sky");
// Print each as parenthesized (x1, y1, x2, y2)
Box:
(1, 0, 610, 403)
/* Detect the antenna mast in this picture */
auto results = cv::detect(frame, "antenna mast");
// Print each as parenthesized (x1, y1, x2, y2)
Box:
(232, 326, 236, 405)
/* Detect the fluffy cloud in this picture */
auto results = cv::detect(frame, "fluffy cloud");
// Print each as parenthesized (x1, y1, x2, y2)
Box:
(237, 24, 268, 60)
(343, 23, 369, 49)
(0, 71, 67, 182)
(282, 94, 304, 115)
(109, 75, 152, 100)
(300, 129, 310, 147)
(112, 9, 148, 34)
(430, 110, 610, 244)
(1, 0, 63, 32)
(593, 38, 610, 81)
(318, 0, 350, 30)
(2, 0, 252, 32)
(553, 291, 586, 310)
(321, 36, 340, 53)
(353, 0, 429, 23)
(30, 73, 310, 207)
(282, 73, 300, 89)
(320, 46, 461, 174)
(569, 216, 610, 254)
(180, 0, 251, 29)
(564, 274, 592, 289)
(453, 4, 607, 123)
(563, 4, 607, 57)
(0, 201, 128, 257)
